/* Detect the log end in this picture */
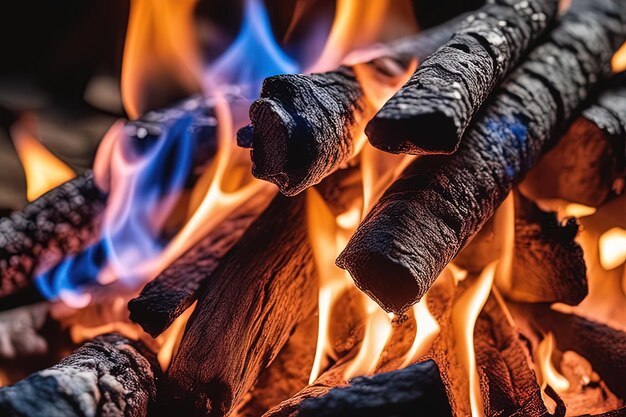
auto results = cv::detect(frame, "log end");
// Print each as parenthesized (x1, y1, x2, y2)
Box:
(128, 295, 180, 338)
(366, 108, 461, 156)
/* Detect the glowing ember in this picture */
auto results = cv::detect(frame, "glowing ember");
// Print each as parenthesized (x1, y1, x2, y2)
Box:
(598, 227, 626, 270)
(612, 42, 626, 73)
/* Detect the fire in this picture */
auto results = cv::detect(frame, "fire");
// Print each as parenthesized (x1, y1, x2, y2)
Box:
(612, 42, 626, 73)
(452, 262, 497, 417)
(401, 294, 440, 367)
(10, 116, 76, 202)
(598, 228, 626, 270)
(536, 332, 570, 393)
(122, 0, 201, 118)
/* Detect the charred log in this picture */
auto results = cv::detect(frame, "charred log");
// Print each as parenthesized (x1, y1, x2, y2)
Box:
(0, 303, 49, 359)
(506, 191, 588, 305)
(367, 0, 559, 155)
(128, 191, 273, 337)
(522, 73, 626, 206)
(0, 333, 160, 417)
(337, 0, 626, 314)
(239, 14, 468, 196)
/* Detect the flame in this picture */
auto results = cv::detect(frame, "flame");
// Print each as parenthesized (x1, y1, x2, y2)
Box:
(562, 203, 597, 218)
(536, 333, 570, 393)
(157, 302, 196, 370)
(122, 0, 201, 118)
(452, 262, 497, 417)
(598, 228, 626, 270)
(401, 294, 440, 367)
(10, 116, 76, 202)
(612, 42, 626, 73)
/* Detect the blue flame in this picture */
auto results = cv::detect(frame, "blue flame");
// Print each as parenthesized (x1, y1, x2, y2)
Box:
(207, 0, 299, 92)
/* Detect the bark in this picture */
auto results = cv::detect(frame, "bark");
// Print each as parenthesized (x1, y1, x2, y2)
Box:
(0, 333, 160, 417)
(337, 0, 626, 314)
(0, 303, 49, 359)
(367, 0, 559, 155)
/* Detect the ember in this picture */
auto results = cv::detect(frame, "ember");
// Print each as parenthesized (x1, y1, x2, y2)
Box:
(0, 0, 625, 416)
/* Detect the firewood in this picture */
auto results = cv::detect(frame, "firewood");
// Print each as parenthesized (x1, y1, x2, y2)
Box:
(292, 360, 451, 417)
(505, 191, 588, 305)
(522, 73, 626, 206)
(166, 192, 318, 417)
(0, 333, 160, 417)
(0, 303, 49, 359)
(128, 191, 273, 337)
(529, 306, 626, 401)
(239, 14, 468, 196)
(336, 0, 626, 314)
(0, 172, 106, 302)
(367, 0, 559, 155)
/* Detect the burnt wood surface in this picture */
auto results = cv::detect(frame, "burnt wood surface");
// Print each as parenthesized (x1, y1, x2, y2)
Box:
(294, 360, 451, 417)
(0, 303, 49, 359)
(522, 74, 626, 206)
(0, 333, 160, 417)
(0, 172, 106, 302)
(128, 191, 273, 337)
(239, 15, 468, 196)
(166, 193, 318, 417)
(336, 0, 626, 314)
(367, 0, 559, 155)
(508, 191, 587, 304)
(530, 306, 626, 401)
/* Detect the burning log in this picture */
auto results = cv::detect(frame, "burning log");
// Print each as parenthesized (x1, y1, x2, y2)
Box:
(506, 191, 588, 305)
(0, 333, 160, 417)
(291, 360, 451, 417)
(128, 191, 273, 337)
(522, 73, 626, 206)
(239, 14, 468, 196)
(529, 306, 626, 401)
(337, 0, 626, 314)
(0, 303, 49, 359)
(0, 172, 106, 304)
(166, 192, 318, 417)
(367, 0, 559, 155)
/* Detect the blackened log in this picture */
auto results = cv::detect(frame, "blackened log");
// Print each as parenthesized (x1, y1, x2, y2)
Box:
(367, 0, 559, 155)
(128, 191, 273, 337)
(505, 191, 587, 304)
(529, 306, 626, 401)
(239, 15, 468, 196)
(0, 172, 106, 301)
(522, 74, 626, 206)
(0, 333, 160, 417)
(166, 193, 318, 417)
(336, 0, 626, 314)
(294, 360, 451, 417)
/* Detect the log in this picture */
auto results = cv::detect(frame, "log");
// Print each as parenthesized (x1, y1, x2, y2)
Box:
(0, 333, 160, 417)
(128, 190, 273, 337)
(0, 172, 106, 303)
(522, 73, 626, 206)
(166, 192, 318, 417)
(367, 0, 559, 155)
(336, 0, 626, 314)
(505, 191, 588, 304)
(0, 303, 49, 359)
(529, 306, 626, 401)
(239, 14, 468, 196)
(293, 360, 451, 417)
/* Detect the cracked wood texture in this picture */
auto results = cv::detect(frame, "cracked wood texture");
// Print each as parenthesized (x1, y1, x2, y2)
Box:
(239, 15, 468, 196)
(0, 333, 160, 417)
(337, 0, 626, 314)
(367, 0, 559, 155)
(166, 193, 317, 417)
(506, 191, 588, 304)
(0, 172, 106, 304)
(522, 73, 626, 206)
(128, 190, 273, 337)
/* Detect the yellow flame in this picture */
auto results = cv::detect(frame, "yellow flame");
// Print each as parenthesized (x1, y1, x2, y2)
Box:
(536, 333, 570, 393)
(401, 294, 440, 367)
(452, 262, 497, 417)
(157, 302, 196, 370)
(122, 0, 201, 118)
(343, 299, 393, 379)
(599, 228, 626, 270)
(562, 203, 597, 218)
(612, 42, 626, 73)
(10, 117, 76, 202)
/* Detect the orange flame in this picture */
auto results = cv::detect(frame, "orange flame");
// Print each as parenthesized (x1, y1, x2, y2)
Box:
(536, 332, 570, 393)
(10, 116, 76, 202)
(612, 42, 626, 73)
(598, 228, 626, 270)
(121, 0, 201, 119)
(400, 294, 440, 367)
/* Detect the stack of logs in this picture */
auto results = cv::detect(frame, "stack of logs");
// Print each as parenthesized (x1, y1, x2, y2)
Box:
(0, 0, 625, 416)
